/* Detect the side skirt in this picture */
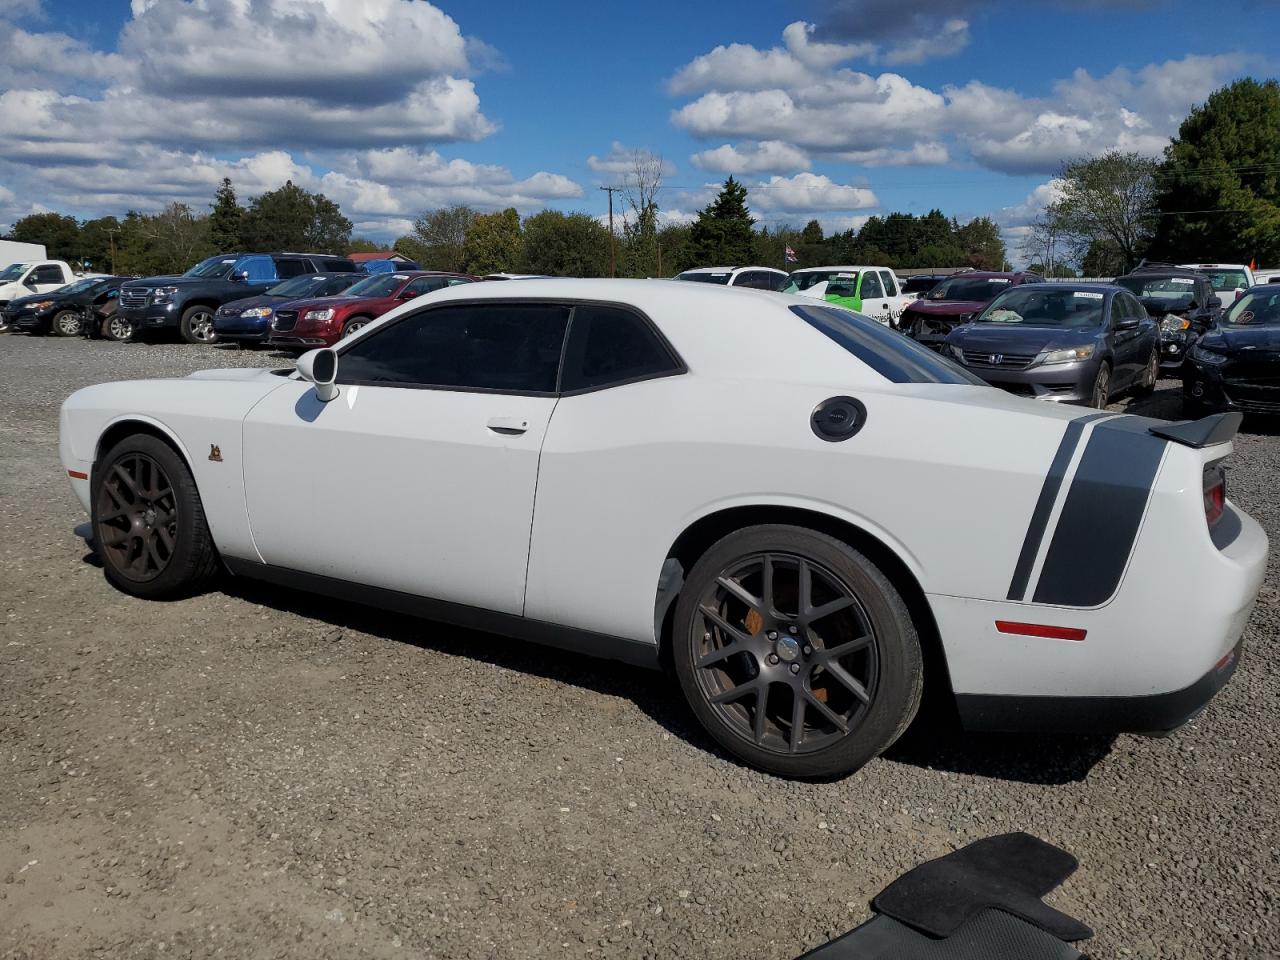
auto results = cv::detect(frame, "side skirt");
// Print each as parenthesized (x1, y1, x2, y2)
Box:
(223, 557, 662, 671)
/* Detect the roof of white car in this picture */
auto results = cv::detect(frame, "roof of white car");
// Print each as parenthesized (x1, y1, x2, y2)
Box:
(790, 265, 892, 273)
(677, 266, 787, 275)
(1178, 263, 1250, 270)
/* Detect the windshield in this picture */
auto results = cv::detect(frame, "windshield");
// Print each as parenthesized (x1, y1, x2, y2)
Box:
(787, 270, 855, 292)
(1199, 269, 1249, 292)
(929, 276, 1013, 302)
(344, 273, 405, 298)
(1223, 289, 1280, 327)
(976, 288, 1107, 328)
(675, 271, 732, 285)
(57, 277, 103, 295)
(0, 263, 29, 282)
(183, 255, 238, 279)
(791, 304, 986, 385)
(1114, 276, 1198, 301)
(268, 275, 330, 298)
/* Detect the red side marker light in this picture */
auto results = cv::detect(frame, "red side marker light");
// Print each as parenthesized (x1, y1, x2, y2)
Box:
(995, 620, 1087, 642)
(1215, 649, 1236, 672)
(67, 470, 88, 481)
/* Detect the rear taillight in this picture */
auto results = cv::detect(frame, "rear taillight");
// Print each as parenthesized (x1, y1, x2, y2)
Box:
(1203, 462, 1226, 528)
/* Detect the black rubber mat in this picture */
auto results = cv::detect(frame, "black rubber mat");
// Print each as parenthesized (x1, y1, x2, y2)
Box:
(797, 909, 1084, 960)
(872, 832, 1092, 942)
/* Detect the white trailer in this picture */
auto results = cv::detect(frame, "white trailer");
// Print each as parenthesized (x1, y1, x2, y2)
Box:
(0, 239, 48, 268)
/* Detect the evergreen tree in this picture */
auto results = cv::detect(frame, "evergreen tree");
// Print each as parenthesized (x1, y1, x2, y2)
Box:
(240, 180, 351, 253)
(687, 177, 755, 266)
(208, 177, 244, 252)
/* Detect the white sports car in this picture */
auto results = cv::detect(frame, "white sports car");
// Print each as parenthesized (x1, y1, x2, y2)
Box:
(59, 280, 1268, 778)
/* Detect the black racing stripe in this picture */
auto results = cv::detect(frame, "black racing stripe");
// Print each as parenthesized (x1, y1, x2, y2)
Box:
(1007, 413, 1110, 601)
(1032, 421, 1167, 607)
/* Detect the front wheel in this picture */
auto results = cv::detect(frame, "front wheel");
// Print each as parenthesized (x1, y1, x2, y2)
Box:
(92, 434, 221, 599)
(179, 305, 218, 344)
(51, 309, 85, 337)
(342, 316, 371, 338)
(1090, 363, 1112, 409)
(672, 525, 923, 779)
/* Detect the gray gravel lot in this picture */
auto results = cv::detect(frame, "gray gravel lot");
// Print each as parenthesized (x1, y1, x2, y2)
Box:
(1, 333, 1277, 959)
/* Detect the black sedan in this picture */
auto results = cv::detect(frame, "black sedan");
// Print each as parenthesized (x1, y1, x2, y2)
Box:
(1184, 285, 1280, 417)
(2, 276, 130, 336)
(1113, 267, 1220, 372)
(943, 283, 1159, 408)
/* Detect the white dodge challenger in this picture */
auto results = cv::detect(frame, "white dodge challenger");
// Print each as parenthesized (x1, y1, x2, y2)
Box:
(59, 280, 1268, 778)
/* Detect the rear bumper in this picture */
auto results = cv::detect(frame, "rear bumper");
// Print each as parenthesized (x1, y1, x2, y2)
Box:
(956, 640, 1241, 734)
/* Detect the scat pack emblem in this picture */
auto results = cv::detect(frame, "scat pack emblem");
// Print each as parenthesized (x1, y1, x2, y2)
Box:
(208, 444, 223, 462)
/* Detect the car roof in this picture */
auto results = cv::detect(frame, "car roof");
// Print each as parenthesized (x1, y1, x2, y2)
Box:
(1178, 262, 1249, 270)
(1017, 282, 1120, 294)
(790, 265, 893, 273)
(679, 266, 786, 275)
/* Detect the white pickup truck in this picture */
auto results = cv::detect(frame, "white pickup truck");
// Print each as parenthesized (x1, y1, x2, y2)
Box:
(0, 260, 80, 309)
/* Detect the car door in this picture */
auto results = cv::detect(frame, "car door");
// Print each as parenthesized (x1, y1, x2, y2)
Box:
(1108, 293, 1144, 385)
(878, 270, 910, 324)
(240, 300, 571, 616)
(856, 270, 890, 324)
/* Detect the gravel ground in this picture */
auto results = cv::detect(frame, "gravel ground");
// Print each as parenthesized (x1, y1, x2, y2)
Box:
(1, 333, 1277, 960)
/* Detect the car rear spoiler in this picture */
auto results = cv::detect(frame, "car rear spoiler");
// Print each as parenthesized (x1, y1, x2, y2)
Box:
(1149, 412, 1242, 448)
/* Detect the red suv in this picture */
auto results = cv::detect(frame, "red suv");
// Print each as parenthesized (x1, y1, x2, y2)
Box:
(269, 271, 477, 348)
(900, 271, 1043, 350)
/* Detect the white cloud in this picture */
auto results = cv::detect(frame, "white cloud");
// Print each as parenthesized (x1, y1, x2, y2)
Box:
(0, 27, 125, 87)
(751, 173, 878, 212)
(586, 142, 676, 176)
(0, 0, 40, 16)
(832, 142, 950, 166)
(690, 141, 811, 174)
(882, 18, 970, 66)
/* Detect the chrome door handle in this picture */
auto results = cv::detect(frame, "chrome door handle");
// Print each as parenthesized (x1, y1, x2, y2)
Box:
(487, 416, 529, 436)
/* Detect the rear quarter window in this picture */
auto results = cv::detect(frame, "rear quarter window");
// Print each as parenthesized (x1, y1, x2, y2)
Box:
(791, 304, 986, 385)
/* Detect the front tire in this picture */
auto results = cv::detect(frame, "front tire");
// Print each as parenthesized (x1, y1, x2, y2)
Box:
(1090, 362, 1112, 409)
(342, 316, 371, 338)
(92, 434, 220, 599)
(179, 305, 218, 344)
(672, 525, 923, 779)
(51, 309, 85, 337)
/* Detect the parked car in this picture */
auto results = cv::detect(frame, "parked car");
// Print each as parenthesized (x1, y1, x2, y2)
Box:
(212, 272, 365, 345)
(1112, 265, 1220, 373)
(268, 270, 476, 348)
(945, 283, 1159, 408)
(785, 266, 914, 327)
(1178, 263, 1255, 307)
(483, 273, 551, 281)
(0, 260, 86, 323)
(900, 274, 949, 297)
(59, 279, 1266, 778)
(674, 266, 790, 291)
(1253, 268, 1280, 285)
(901, 272, 1043, 350)
(117, 252, 359, 344)
(3, 275, 131, 336)
(1184, 285, 1280, 417)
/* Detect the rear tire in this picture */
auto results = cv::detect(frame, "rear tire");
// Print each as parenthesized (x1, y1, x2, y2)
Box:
(51, 309, 85, 337)
(672, 525, 922, 779)
(102, 314, 135, 342)
(179, 305, 218, 344)
(1134, 350, 1158, 397)
(92, 434, 220, 599)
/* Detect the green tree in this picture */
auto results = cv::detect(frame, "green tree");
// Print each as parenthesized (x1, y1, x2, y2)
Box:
(348, 237, 384, 254)
(208, 177, 243, 252)
(141, 203, 215, 274)
(240, 180, 351, 253)
(657, 222, 694, 274)
(687, 177, 755, 266)
(9, 212, 80, 262)
(462, 208, 523, 274)
(1151, 78, 1280, 264)
(79, 216, 121, 272)
(1047, 151, 1157, 271)
(521, 210, 610, 276)
(404, 205, 476, 272)
(955, 217, 1006, 269)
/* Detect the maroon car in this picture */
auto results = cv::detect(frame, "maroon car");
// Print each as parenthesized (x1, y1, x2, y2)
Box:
(901, 271, 1043, 350)
(269, 270, 477, 348)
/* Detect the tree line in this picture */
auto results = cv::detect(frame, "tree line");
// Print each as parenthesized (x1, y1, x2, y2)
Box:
(1025, 77, 1280, 275)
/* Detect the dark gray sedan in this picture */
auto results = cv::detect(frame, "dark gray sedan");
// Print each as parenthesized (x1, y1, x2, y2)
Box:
(943, 283, 1159, 408)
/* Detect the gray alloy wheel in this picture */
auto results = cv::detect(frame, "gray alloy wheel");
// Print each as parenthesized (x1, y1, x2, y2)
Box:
(1135, 350, 1159, 396)
(0, 314, 9, 333)
(180, 306, 218, 344)
(1091, 363, 1111, 409)
(52, 309, 85, 337)
(342, 317, 370, 337)
(103, 314, 135, 342)
(673, 525, 922, 779)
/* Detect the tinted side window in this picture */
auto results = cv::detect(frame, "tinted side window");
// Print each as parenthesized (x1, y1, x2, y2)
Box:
(879, 270, 899, 296)
(338, 303, 570, 393)
(1126, 294, 1148, 320)
(765, 272, 789, 291)
(860, 271, 884, 299)
(31, 265, 64, 284)
(322, 258, 357, 272)
(321, 276, 360, 296)
(560, 305, 681, 392)
(274, 258, 307, 279)
(731, 272, 759, 289)
(403, 276, 446, 297)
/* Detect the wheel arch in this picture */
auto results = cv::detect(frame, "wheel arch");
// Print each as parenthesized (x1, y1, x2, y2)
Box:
(657, 503, 954, 705)
(95, 416, 196, 473)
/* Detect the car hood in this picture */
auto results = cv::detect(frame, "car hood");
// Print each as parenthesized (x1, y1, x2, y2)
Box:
(125, 275, 184, 286)
(949, 324, 1100, 354)
(8, 291, 73, 308)
(1199, 326, 1280, 357)
(185, 367, 293, 383)
(277, 294, 381, 312)
(907, 299, 988, 316)
(219, 293, 287, 312)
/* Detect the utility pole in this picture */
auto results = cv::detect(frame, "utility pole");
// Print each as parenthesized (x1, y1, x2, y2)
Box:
(599, 185, 621, 277)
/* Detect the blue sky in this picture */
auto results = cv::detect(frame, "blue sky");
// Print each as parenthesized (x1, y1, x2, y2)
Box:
(1, 0, 1276, 259)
